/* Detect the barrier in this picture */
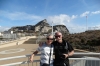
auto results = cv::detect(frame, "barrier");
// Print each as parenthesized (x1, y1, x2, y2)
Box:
(0, 53, 100, 66)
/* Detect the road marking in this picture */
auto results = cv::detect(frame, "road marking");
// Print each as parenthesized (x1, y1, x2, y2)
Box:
(0, 48, 25, 54)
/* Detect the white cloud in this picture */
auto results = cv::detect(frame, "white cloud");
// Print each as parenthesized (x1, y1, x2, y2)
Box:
(47, 14, 87, 33)
(66, 23, 86, 33)
(0, 10, 43, 21)
(7, 12, 42, 20)
(80, 10, 100, 18)
(80, 11, 90, 17)
(47, 14, 77, 25)
(0, 26, 10, 32)
(69, 26, 86, 33)
(89, 25, 100, 30)
(91, 11, 100, 14)
(88, 27, 100, 30)
(71, 15, 78, 19)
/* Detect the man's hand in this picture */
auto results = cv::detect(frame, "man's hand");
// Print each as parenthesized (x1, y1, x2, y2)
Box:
(60, 54, 68, 59)
(63, 54, 69, 58)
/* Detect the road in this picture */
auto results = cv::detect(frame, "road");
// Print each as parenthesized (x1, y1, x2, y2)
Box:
(0, 38, 41, 66)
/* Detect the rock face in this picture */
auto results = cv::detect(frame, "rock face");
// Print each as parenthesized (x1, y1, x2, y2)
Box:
(8, 19, 69, 34)
(35, 19, 49, 26)
(53, 25, 69, 34)
(34, 19, 52, 33)
(9, 25, 34, 32)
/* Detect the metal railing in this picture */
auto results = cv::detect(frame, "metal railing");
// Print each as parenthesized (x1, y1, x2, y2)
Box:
(0, 54, 40, 66)
(0, 53, 100, 66)
(70, 52, 100, 66)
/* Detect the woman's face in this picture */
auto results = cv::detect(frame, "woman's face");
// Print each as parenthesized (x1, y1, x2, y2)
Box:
(46, 35, 53, 44)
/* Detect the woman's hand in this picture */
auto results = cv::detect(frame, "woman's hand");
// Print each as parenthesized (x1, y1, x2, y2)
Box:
(39, 42, 43, 47)
(30, 54, 34, 62)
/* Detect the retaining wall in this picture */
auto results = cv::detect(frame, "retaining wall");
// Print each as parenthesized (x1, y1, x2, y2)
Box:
(0, 36, 36, 48)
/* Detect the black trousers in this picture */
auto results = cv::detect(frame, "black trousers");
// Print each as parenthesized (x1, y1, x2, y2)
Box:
(53, 59, 69, 66)
(40, 62, 48, 66)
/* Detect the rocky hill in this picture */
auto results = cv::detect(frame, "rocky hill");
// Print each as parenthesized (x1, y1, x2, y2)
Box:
(53, 25, 69, 34)
(8, 19, 69, 34)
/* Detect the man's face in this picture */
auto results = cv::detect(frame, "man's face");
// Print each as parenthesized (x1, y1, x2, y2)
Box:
(55, 33, 62, 41)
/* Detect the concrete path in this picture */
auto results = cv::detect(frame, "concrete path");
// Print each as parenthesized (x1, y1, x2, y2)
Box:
(0, 37, 41, 66)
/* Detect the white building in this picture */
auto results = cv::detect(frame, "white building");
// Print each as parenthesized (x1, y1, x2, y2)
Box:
(2, 34, 17, 39)
(0, 32, 2, 36)
(2, 31, 18, 39)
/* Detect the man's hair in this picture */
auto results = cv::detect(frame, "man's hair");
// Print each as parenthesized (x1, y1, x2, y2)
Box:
(55, 31, 62, 35)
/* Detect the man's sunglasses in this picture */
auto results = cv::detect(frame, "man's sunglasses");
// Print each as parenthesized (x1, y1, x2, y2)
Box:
(47, 38, 53, 40)
(55, 35, 61, 38)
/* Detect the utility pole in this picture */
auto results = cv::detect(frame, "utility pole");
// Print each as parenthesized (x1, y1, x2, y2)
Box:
(52, 21, 53, 36)
(86, 15, 88, 31)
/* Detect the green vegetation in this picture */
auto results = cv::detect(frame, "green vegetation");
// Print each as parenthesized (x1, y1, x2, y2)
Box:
(63, 30, 100, 52)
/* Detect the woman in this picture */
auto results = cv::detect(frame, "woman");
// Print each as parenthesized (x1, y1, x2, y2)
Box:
(30, 34, 54, 66)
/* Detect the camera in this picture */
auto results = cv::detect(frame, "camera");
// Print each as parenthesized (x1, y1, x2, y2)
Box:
(60, 54, 66, 59)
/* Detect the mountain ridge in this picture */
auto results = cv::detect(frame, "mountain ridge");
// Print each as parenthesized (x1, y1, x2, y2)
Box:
(8, 19, 69, 34)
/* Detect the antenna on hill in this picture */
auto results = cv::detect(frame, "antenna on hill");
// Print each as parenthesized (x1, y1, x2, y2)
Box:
(86, 15, 88, 31)
(52, 21, 53, 36)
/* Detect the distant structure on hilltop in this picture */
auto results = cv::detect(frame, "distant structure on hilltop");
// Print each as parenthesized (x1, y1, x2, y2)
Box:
(8, 19, 69, 35)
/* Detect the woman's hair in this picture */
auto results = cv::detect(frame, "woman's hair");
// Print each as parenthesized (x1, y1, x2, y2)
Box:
(46, 34, 53, 38)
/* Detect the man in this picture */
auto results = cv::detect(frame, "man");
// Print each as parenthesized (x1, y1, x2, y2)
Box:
(53, 32, 74, 66)
(30, 34, 54, 66)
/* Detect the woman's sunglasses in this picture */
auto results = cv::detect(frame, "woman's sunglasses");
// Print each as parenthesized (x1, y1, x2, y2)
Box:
(47, 38, 53, 40)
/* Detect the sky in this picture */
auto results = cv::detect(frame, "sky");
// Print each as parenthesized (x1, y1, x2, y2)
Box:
(0, 0, 100, 33)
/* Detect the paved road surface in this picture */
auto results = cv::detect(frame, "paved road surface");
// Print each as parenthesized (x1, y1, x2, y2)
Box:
(0, 38, 41, 66)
